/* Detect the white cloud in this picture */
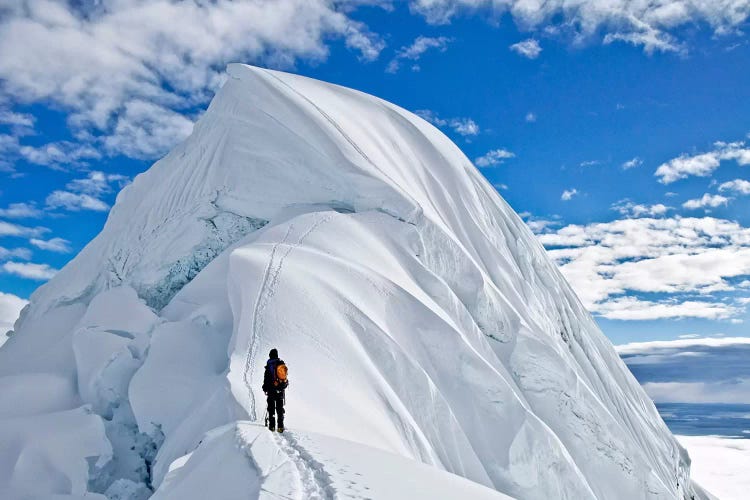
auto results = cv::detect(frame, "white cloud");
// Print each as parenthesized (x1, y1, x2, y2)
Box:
(510, 38, 542, 59)
(597, 296, 738, 321)
(0, 110, 34, 128)
(65, 171, 129, 197)
(0, 202, 42, 219)
(719, 178, 750, 195)
(561, 188, 578, 201)
(474, 148, 515, 167)
(611, 199, 670, 218)
(415, 109, 480, 136)
(0, 220, 47, 238)
(45, 170, 129, 212)
(0, 0, 385, 163)
(450, 118, 480, 136)
(539, 216, 750, 319)
(616, 336, 750, 355)
(622, 157, 642, 170)
(525, 112, 537, 122)
(2, 261, 58, 281)
(580, 160, 599, 167)
(655, 141, 750, 184)
(0, 246, 31, 261)
(642, 380, 750, 404)
(410, 0, 750, 53)
(682, 193, 730, 210)
(45, 191, 110, 212)
(18, 141, 101, 169)
(0, 110, 35, 136)
(386, 36, 451, 73)
(103, 100, 196, 159)
(0, 291, 27, 335)
(30, 237, 72, 254)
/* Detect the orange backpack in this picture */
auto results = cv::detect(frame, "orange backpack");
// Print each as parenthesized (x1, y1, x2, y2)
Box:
(274, 362, 288, 386)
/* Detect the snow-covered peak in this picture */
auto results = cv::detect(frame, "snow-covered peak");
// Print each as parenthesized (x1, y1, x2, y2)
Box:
(1, 65, 706, 499)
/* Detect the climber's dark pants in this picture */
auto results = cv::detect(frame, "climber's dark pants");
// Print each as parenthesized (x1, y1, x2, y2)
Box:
(267, 390, 285, 429)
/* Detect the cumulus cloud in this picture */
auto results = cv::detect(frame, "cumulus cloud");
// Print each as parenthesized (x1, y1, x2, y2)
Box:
(611, 199, 670, 218)
(682, 193, 730, 210)
(510, 38, 541, 59)
(30, 237, 72, 254)
(561, 188, 579, 201)
(2, 261, 57, 281)
(618, 337, 750, 403)
(719, 179, 750, 195)
(0, 291, 27, 336)
(45, 170, 129, 212)
(45, 191, 110, 212)
(386, 36, 451, 73)
(655, 141, 750, 184)
(537, 216, 750, 319)
(474, 148, 515, 167)
(18, 141, 101, 169)
(416, 109, 480, 136)
(410, 0, 750, 54)
(0, 0, 386, 164)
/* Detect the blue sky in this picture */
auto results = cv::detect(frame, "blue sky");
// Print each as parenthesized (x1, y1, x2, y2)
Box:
(2, 1, 750, 346)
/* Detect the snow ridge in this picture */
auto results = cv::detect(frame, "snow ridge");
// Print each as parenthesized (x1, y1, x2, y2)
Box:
(0, 64, 709, 500)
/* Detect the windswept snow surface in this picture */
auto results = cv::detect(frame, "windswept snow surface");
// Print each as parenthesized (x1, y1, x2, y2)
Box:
(0, 64, 706, 499)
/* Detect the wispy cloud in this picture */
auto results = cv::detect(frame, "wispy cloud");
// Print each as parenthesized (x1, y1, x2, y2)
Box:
(0, 220, 47, 239)
(655, 141, 750, 184)
(510, 39, 542, 59)
(415, 109, 480, 137)
(387, 36, 451, 73)
(622, 157, 642, 170)
(611, 199, 670, 218)
(525, 112, 537, 123)
(45, 171, 129, 212)
(19, 141, 101, 169)
(412, 0, 750, 54)
(475, 148, 515, 167)
(0, 246, 31, 261)
(561, 188, 579, 201)
(0, 202, 42, 219)
(45, 192, 110, 212)
(2, 261, 57, 281)
(30, 237, 72, 254)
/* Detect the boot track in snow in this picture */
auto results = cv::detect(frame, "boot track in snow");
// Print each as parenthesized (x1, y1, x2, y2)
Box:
(242, 214, 334, 420)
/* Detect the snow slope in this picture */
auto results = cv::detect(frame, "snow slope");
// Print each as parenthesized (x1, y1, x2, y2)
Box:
(0, 64, 706, 499)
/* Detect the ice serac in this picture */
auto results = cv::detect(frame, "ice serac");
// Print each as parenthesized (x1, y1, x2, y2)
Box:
(0, 64, 707, 499)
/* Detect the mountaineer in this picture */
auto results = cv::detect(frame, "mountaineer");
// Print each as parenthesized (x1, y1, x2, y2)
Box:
(262, 348, 289, 432)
